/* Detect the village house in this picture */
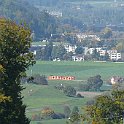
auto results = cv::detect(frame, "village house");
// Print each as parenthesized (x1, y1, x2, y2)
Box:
(72, 54, 84, 61)
(76, 33, 100, 42)
(64, 44, 77, 53)
(86, 47, 122, 61)
(107, 50, 121, 61)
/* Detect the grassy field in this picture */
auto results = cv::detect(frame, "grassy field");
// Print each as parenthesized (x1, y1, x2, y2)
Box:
(22, 83, 89, 124)
(30, 119, 66, 124)
(27, 61, 124, 80)
(22, 83, 89, 112)
(24, 61, 124, 124)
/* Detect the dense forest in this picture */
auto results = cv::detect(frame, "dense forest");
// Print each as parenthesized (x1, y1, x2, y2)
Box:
(1, 0, 124, 40)
(0, 0, 57, 39)
(28, 0, 124, 32)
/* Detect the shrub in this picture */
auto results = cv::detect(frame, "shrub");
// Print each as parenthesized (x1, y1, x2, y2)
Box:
(41, 107, 54, 119)
(63, 86, 76, 97)
(31, 114, 41, 121)
(27, 74, 48, 85)
(86, 100, 95, 106)
(51, 113, 65, 119)
(64, 105, 71, 118)
(76, 93, 84, 98)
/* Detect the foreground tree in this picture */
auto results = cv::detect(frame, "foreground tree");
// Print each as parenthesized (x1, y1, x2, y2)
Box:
(0, 18, 35, 124)
(85, 90, 124, 124)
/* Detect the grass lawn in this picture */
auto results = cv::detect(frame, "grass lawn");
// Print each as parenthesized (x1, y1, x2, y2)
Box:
(23, 84, 89, 112)
(22, 83, 89, 124)
(24, 61, 124, 124)
(30, 119, 66, 124)
(27, 61, 124, 80)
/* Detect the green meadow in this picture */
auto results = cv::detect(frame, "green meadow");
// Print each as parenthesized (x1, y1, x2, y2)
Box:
(24, 61, 124, 124)
(27, 61, 124, 80)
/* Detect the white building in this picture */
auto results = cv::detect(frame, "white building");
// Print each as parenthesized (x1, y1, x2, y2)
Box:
(83, 47, 89, 55)
(88, 47, 102, 54)
(107, 50, 121, 61)
(64, 45, 77, 53)
(76, 33, 100, 42)
(99, 49, 107, 56)
(72, 55, 84, 61)
(87, 48, 121, 61)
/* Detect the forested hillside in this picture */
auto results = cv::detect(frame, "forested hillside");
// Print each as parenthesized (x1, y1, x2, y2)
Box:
(28, 0, 124, 32)
(1, 0, 124, 40)
(0, 0, 57, 39)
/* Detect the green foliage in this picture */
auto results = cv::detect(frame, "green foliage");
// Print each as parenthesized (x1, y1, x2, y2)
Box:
(64, 105, 71, 118)
(63, 52, 73, 61)
(29, 0, 124, 33)
(63, 86, 76, 97)
(67, 106, 80, 124)
(75, 46, 83, 55)
(101, 27, 112, 39)
(79, 75, 103, 91)
(0, 18, 35, 124)
(29, 74, 48, 85)
(41, 107, 55, 119)
(116, 41, 124, 52)
(92, 49, 100, 60)
(87, 75, 103, 91)
(52, 44, 66, 60)
(71, 106, 79, 114)
(103, 52, 110, 61)
(0, 0, 57, 39)
(85, 90, 124, 124)
(44, 42, 53, 60)
(0, 93, 11, 103)
(76, 93, 84, 98)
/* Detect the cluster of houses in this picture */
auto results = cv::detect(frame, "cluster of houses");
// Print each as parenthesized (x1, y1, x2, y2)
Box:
(64, 44, 122, 61)
(31, 43, 122, 62)
(87, 47, 121, 61)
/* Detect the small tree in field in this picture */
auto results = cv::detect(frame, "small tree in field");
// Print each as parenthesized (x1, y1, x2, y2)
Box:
(64, 105, 71, 118)
(41, 107, 54, 119)
(63, 86, 76, 97)
(0, 18, 35, 124)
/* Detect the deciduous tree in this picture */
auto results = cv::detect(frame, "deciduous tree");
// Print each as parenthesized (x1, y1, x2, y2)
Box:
(63, 86, 76, 97)
(85, 90, 124, 124)
(0, 18, 35, 124)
